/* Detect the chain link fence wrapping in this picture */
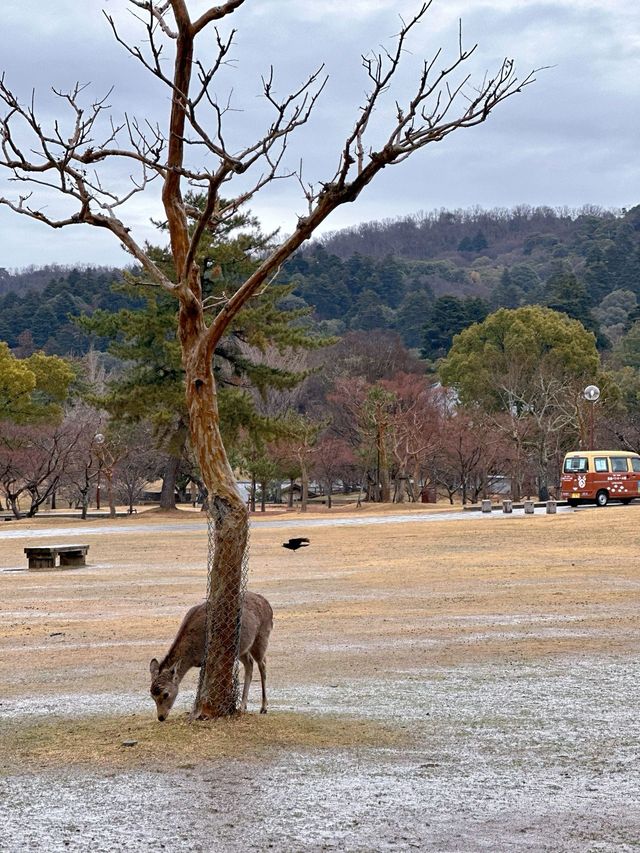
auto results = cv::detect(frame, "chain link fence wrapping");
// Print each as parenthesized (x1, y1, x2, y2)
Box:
(194, 503, 249, 716)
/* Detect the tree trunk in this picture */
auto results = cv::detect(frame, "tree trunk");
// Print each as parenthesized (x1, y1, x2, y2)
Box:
(27, 493, 38, 517)
(537, 440, 550, 501)
(377, 423, 391, 503)
(260, 480, 267, 513)
(182, 334, 247, 719)
(300, 464, 309, 512)
(105, 472, 116, 519)
(249, 474, 256, 513)
(511, 436, 523, 502)
(9, 495, 21, 519)
(160, 453, 181, 509)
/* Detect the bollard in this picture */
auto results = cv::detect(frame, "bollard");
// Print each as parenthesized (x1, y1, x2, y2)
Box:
(524, 499, 535, 514)
(546, 500, 557, 514)
(502, 499, 513, 514)
(481, 499, 492, 513)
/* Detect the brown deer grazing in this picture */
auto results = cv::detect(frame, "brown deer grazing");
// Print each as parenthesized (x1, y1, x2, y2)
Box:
(149, 590, 273, 721)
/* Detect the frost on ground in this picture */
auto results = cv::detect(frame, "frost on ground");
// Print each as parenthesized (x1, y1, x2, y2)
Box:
(1, 508, 640, 851)
(3, 748, 638, 853)
(2, 656, 639, 852)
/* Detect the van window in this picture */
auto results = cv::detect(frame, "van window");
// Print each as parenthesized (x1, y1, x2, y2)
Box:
(611, 457, 629, 472)
(632, 458, 640, 473)
(594, 457, 609, 472)
(564, 457, 588, 473)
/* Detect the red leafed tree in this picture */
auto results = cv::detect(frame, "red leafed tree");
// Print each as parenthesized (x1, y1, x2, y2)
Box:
(310, 436, 358, 508)
(380, 373, 443, 502)
(0, 1, 533, 716)
(434, 408, 505, 504)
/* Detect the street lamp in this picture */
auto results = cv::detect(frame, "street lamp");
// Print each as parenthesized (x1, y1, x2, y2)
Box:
(94, 433, 105, 510)
(583, 385, 600, 450)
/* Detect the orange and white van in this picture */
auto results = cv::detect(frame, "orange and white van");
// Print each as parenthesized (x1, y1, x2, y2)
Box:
(561, 450, 640, 507)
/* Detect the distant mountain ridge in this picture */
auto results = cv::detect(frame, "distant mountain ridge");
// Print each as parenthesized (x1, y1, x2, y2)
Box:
(279, 204, 640, 350)
(2, 205, 639, 357)
(312, 204, 634, 261)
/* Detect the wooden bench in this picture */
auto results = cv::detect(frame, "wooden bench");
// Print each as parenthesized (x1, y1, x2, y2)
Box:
(24, 544, 89, 570)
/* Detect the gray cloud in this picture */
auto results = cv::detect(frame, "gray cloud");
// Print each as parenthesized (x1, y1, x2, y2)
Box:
(0, 0, 638, 269)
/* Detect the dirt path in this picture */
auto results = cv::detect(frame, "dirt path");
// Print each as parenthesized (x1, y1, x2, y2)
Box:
(1, 505, 639, 851)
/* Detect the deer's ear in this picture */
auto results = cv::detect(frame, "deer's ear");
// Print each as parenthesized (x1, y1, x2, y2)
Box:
(149, 658, 160, 678)
(170, 660, 181, 681)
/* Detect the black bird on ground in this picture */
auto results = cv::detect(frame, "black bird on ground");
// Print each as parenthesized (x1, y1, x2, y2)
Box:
(282, 537, 310, 552)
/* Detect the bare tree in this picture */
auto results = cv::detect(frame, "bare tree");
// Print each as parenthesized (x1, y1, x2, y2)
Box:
(56, 405, 104, 519)
(114, 425, 159, 514)
(0, 419, 85, 518)
(310, 435, 357, 508)
(0, 1, 533, 717)
(272, 414, 321, 512)
(381, 373, 442, 502)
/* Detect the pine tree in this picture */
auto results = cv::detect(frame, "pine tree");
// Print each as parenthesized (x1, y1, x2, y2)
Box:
(79, 204, 329, 507)
(491, 268, 523, 310)
(545, 269, 603, 342)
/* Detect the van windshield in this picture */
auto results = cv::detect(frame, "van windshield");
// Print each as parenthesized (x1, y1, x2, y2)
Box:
(564, 457, 588, 473)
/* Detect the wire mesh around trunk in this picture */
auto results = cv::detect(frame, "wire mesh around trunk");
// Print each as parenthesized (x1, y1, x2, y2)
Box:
(194, 502, 249, 716)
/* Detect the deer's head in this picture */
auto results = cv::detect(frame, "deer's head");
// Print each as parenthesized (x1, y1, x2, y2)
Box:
(149, 658, 181, 721)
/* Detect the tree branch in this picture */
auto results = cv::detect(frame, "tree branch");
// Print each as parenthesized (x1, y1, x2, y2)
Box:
(0, 1, 534, 359)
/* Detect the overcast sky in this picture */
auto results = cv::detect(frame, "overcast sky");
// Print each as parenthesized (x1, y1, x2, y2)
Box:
(0, 0, 638, 270)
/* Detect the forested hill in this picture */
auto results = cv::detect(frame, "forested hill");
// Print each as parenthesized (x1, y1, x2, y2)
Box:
(0, 266, 138, 355)
(279, 204, 640, 352)
(313, 205, 630, 261)
(2, 205, 640, 359)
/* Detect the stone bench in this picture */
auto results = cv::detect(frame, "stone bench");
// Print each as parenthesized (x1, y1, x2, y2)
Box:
(24, 544, 89, 570)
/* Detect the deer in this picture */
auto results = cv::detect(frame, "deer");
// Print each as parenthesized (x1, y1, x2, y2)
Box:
(149, 590, 273, 721)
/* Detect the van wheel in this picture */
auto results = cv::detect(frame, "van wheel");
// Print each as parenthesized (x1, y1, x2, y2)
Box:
(568, 499, 579, 507)
(595, 490, 609, 507)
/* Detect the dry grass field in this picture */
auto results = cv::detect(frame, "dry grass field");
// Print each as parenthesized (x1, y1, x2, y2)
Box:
(0, 503, 639, 851)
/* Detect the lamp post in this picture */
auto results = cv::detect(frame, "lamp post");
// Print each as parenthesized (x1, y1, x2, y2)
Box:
(583, 385, 600, 450)
(94, 433, 105, 509)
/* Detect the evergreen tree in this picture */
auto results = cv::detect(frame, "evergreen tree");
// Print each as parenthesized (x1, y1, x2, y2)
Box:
(615, 321, 640, 370)
(458, 229, 488, 253)
(490, 267, 523, 310)
(544, 269, 605, 344)
(79, 203, 328, 506)
(510, 264, 542, 300)
(373, 255, 404, 308)
(0, 342, 75, 423)
(606, 224, 640, 294)
(396, 290, 434, 348)
(349, 289, 394, 331)
(421, 295, 489, 359)
(582, 245, 611, 304)
(344, 253, 376, 298)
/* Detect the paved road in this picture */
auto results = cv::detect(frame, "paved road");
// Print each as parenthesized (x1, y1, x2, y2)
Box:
(0, 505, 576, 542)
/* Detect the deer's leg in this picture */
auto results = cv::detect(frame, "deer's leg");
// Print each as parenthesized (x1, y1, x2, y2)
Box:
(240, 653, 253, 712)
(257, 657, 268, 714)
